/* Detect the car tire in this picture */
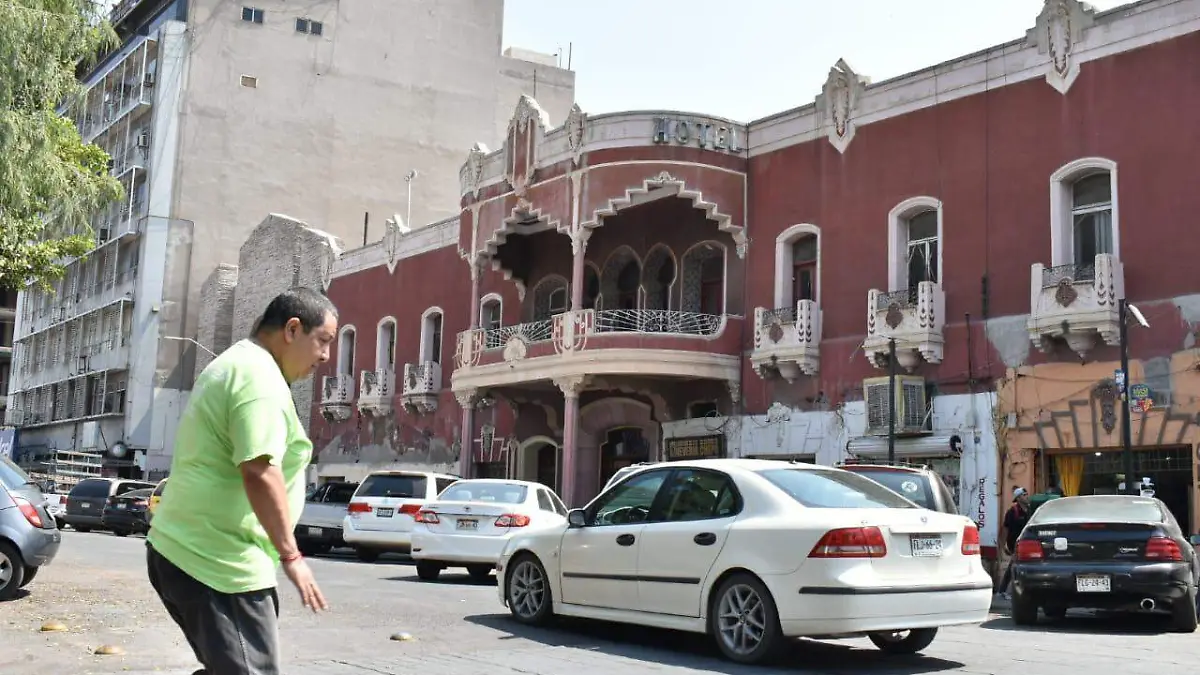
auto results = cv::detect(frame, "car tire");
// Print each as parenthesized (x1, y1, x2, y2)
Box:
(112, 530, 129, 537)
(74, 527, 91, 533)
(868, 627, 938, 654)
(708, 572, 786, 665)
(1171, 587, 1198, 633)
(55, 519, 65, 531)
(415, 561, 441, 581)
(1011, 591, 1038, 626)
(354, 548, 380, 563)
(504, 553, 553, 626)
(467, 564, 493, 582)
(299, 542, 330, 557)
(19, 565, 38, 588)
(0, 541, 27, 601)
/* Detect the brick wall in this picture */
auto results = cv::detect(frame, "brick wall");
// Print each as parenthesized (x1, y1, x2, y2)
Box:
(195, 263, 239, 377)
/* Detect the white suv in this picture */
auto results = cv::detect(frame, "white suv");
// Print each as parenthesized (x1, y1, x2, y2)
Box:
(341, 470, 459, 562)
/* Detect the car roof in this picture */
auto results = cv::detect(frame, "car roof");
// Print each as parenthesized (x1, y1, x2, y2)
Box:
(638, 458, 832, 473)
(839, 463, 929, 474)
(441, 478, 542, 488)
(366, 470, 459, 478)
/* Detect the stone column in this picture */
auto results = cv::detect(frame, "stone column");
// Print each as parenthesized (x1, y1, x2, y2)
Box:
(468, 256, 482, 330)
(555, 375, 588, 507)
(456, 389, 477, 478)
(569, 228, 590, 311)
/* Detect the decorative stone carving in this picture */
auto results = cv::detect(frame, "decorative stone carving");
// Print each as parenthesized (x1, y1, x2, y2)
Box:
(502, 334, 529, 363)
(320, 240, 340, 291)
(650, 170, 676, 184)
(552, 310, 594, 355)
(766, 402, 792, 425)
(554, 375, 589, 399)
(885, 303, 904, 329)
(383, 215, 411, 274)
(1092, 378, 1118, 434)
(726, 380, 742, 405)
(732, 231, 748, 260)
(460, 142, 489, 199)
(1055, 277, 1078, 307)
(564, 104, 586, 166)
(455, 389, 478, 409)
(1032, 0, 1094, 95)
(818, 59, 868, 154)
(504, 95, 549, 196)
(320, 406, 352, 423)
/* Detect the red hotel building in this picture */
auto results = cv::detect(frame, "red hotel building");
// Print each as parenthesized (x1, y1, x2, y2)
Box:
(308, 0, 1200, 542)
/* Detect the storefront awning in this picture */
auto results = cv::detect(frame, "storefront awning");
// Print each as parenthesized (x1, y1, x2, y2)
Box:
(845, 434, 961, 459)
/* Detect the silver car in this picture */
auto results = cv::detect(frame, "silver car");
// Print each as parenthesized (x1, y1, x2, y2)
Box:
(0, 455, 62, 600)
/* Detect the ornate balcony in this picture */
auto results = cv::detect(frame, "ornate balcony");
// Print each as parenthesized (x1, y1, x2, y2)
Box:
(863, 282, 945, 371)
(357, 368, 395, 417)
(1027, 253, 1124, 358)
(401, 361, 442, 415)
(320, 373, 354, 422)
(750, 300, 822, 380)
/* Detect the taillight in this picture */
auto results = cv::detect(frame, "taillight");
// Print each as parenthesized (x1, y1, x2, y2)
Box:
(1016, 539, 1044, 561)
(808, 526, 886, 558)
(961, 523, 981, 556)
(134, 499, 148, 508)
(1145, 536, 1184, 562)
(16, 498, 44, 528)
(399, 503, 423, 517)
(347, 501, 372, 514)
(416, 510, 440, 524)
(495, 513, 530, 528)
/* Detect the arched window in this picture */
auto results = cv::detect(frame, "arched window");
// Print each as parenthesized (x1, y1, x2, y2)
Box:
(582, 265, 600, 310)
(337, 326, 356, 376)
(773, 224, 822, 308)
(615, 260, 640, 310)
(480, 294, 503, 332)
(420, 309, 443, 365)
(1070, 173, 1113, 266)
(532, 276, 569, 321)
(887, 197, 943, 299)
(376, 318, 396, 371)
(1050, 158, 1119, 269)
(642, 245, 676, 311)
(680, 242, 725, 315)
(599, 247, 641, 311)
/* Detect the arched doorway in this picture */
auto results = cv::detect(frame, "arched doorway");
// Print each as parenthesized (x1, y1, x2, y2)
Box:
(518, 436, 562, 494)
(599, 427, 651, 487)
(577, 397, 661, 501)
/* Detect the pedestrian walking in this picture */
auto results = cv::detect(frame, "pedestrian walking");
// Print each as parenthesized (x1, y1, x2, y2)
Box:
(145, 287, 338, 674)
(997, 486, 1033, 599)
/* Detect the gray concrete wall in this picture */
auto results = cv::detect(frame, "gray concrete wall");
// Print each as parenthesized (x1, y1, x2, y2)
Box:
(194, 263, 239, 376)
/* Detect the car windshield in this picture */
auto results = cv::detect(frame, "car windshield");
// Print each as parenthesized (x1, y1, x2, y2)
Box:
(358, 474, 427, 499)
(1029, 495, 1164, 525)
(759, 468, 919, 509)
(439, 481, 528, 504)
(0, 455, 35, 492)
(845, 469, 933, 509)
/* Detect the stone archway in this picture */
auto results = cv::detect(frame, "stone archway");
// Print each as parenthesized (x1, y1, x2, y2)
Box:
(517, 435, 562, 494)
(577, 397, 660, 501)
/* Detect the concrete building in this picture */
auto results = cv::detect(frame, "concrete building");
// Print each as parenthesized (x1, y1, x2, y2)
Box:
(0, 288, 14, 418)
(3, 0, 574, 481)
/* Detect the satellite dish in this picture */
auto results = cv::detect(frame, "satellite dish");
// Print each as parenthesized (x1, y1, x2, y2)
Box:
(109, 442, 128, 459)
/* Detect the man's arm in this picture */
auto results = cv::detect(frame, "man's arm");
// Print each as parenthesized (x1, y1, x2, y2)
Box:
(240, 456, 300, 560)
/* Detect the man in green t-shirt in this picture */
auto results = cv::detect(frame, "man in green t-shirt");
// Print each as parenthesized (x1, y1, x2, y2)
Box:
(146, 287, 337, 674)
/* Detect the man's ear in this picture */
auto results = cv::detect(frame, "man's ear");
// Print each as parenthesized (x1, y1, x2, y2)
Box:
(285, 317, 303, 341)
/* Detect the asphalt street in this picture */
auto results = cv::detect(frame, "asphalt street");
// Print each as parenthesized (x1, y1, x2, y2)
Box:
(1, 530, 1197, 674)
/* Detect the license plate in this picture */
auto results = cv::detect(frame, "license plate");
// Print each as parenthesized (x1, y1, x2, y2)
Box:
(307, 527, 322, 537)
(1076, 574, 1111, 593)
(910, 535, 943, 557)
(81, 503, 91, 509)
(117, 503, 126, 510)
(376, 508, 394, 518)
(457, 519, 478, 530)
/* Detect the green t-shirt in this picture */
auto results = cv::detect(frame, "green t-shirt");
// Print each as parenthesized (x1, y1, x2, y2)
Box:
(147, 339, 311, 594)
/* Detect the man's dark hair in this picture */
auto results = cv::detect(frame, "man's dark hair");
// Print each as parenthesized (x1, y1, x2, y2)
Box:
(253, 287, 338, 335)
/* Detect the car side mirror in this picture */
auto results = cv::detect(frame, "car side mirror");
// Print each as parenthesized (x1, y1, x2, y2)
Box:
(567, 509, 587, 529)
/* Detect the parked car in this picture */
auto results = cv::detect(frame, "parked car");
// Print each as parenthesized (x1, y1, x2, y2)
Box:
(342, 470, 460, 562)
(837, 461, 959, 514)
(0, 454, 62, 600)
(602, 462, 658, 492)
(1010, 494, 1199, 631)
(63, 478, 156, 532)
(148, 477, 168, 522)
(43, 494, 66, 529)
(495, 458, 990, 665)
(101, 488, 154, 537)
(411, 479, 568, 582)
(295, 481, 358, 556)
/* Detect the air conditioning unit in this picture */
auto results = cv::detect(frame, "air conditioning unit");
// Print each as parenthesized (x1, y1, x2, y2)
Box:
(863, 375, 930, 436)
(136, 131, 150, 148)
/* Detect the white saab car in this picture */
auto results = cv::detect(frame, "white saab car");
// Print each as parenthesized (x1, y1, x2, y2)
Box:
(411, 479, 568, 582)
(495, 459, 992, 665)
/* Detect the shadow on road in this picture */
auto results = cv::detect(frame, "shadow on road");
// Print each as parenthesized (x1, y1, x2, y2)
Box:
(981, 611, 1175, 636)
(464, 613, 965, 674)
(385, 571, 499, 586)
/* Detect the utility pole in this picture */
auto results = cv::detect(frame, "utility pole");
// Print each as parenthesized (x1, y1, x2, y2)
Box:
(404, 170, 419, 228)
(888, 336, 897, 464)
(1118, 299, 1135, 495)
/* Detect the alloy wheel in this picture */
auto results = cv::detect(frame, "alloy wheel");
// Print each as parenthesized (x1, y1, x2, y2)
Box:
(509, 559, 546, 618)
(0, 550, 11, 588)
(716, 583, 768, 656)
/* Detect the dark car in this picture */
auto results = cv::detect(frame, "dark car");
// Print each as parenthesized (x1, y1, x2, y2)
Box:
(1011, 494, 1199, 631)
(64, 477, 156, 532)
(837, 461, 959, 514)
(100, 488, 154, 537)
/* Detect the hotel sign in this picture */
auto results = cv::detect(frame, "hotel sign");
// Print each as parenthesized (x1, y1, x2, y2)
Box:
(652, 117, 742, 152)
(664, 435, 725, 461)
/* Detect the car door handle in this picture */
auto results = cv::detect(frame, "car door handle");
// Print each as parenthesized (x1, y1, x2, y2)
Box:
(616, 533, 636, 546)
(694, 532, 717, 546)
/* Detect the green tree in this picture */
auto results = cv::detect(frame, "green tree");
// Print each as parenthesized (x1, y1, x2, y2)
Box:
(0, 0, 121, 292)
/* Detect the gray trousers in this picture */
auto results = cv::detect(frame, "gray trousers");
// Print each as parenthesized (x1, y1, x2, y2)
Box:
(146, 543, 281, 675)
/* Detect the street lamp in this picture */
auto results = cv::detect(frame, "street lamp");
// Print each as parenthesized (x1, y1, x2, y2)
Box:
(161, 335, 217, 357)
(404, 170, 419, 230)
(887, 336, 897, 464)
(1118, 298, 1150, 495)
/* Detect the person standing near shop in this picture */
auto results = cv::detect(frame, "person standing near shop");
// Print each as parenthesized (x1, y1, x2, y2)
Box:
(146, 287, 338, 674)
(997, 486, 1033, 599)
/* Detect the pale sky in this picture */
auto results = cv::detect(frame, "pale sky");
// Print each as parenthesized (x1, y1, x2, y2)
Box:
(503, 0, 1128, 122)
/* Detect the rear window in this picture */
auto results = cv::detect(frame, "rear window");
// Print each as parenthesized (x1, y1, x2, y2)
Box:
(326, 483, 357, 504)
(358, 474, 427, 499)
(1030, 496, 1164, 525)
(0, 455, 34, 492)
(439, 481, 528, 504)
(152, 480, 167, 497)
(845, 469, 934, 509)
(759, 468, 919, 509)
(71, 479, 112, 497)
(121, 488, 154, 499)
(116, 481, 153, 495)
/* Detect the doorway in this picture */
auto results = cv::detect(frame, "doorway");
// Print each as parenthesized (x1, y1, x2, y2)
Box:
(599, 427, 651, 488)
(1045, 446, 1193, 532)
(520, 439, 562, 494)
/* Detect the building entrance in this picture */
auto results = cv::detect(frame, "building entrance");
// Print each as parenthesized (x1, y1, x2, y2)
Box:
(1045, 446, 1192, 532)
(599, 427, 651, 488)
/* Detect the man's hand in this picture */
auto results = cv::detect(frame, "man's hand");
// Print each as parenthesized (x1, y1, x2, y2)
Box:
(282, 557, 329, 612)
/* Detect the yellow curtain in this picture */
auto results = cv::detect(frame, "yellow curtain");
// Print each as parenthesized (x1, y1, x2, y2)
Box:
(1055, 455, 1085, 497)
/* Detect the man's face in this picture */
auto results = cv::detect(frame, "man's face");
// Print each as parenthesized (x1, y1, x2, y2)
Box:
(280, 311, 337, 383)
(1017, 494, 1030, 508)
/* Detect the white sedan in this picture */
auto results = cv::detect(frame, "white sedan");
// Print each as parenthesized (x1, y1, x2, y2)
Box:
(411, 479, 568, 582)
(495, 459, 992, 665)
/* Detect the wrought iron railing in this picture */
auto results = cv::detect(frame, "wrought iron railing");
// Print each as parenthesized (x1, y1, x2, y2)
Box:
(482, 319, 553, 349)
(1041, 263, 1095, 288)
(874, 289, 916, 311)
(760, 306, 796, 326)
(594, 309, 722, 336)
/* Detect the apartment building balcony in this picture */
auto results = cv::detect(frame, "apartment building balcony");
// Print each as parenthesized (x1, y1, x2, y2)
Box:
(1027, 253, 1124, 358)
(21, 268, 136, 339)
(863, 282, 945, 371)
(17, 334, 132, 393)
(78, 37, 158, 144)
(357, 367, 395, 417)
(750, 300, 822, 381)
(400, 362, 442, 415)
(319, 373, 354, 422)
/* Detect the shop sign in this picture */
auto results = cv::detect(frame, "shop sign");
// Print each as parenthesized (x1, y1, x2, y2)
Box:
(1129, 384, 1153, 413)
(652, 117, 742, 152)
(664, 435, 724, 461)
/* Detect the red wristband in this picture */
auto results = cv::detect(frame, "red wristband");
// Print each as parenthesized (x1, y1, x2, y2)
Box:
(280, 551, 302, 563)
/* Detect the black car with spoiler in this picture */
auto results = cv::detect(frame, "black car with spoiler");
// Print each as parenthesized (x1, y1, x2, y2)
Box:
(1010, 494, 1199, 631)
